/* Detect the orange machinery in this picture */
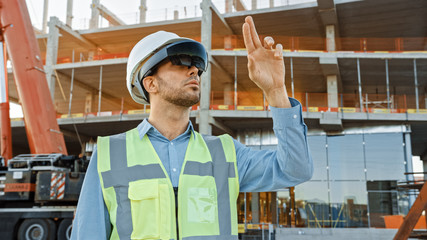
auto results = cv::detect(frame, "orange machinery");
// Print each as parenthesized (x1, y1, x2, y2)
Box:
(0, 0, 67, 160)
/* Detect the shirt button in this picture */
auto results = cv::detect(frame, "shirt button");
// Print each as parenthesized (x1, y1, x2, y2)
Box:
(172, 168, 177, 172)
(293, 114, 297, 119)
(170, 142, 174, 145)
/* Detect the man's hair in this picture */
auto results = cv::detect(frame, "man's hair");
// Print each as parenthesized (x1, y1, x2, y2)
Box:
(141, 58, 171, 102)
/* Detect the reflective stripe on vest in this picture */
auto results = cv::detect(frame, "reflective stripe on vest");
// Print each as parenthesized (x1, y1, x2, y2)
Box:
(97, 128, 239, 240)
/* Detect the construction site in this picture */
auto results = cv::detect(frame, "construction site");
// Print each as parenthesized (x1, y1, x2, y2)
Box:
(1, 0, 427, 239)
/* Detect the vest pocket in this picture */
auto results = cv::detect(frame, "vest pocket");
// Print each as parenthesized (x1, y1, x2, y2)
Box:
(128, 179, 160, 239)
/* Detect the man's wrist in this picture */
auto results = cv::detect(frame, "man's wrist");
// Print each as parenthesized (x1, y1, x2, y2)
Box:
(265, 86, 291, 108)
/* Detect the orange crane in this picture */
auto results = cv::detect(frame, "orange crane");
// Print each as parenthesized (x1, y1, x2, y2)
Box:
(0, 34, 11, 163)
(0, 2, 84, 239)
(0, 0, 67, 160)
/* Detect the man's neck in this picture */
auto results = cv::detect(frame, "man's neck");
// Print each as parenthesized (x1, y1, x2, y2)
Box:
(148, 100, 192, 141)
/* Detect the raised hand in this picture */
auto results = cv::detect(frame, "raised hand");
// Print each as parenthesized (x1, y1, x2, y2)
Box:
(242, 16, 291, 108)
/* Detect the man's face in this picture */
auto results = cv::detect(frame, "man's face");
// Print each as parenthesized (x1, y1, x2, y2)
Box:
(153, 61, 201, 107)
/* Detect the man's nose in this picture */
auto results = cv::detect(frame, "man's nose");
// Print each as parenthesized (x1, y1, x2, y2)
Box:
(188, 65, 198, 76)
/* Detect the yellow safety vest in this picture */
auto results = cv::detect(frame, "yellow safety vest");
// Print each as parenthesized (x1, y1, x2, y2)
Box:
(97, 128, 239, 240)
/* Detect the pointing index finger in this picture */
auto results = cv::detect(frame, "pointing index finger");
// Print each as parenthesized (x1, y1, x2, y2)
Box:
(242, 22, 255, 53)
(245, 16, 262, 49)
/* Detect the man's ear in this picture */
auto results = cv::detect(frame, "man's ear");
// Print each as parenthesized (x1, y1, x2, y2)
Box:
(142, 76, 158, 94)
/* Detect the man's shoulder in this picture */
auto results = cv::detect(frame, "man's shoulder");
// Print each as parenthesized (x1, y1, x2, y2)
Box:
(97, 128, 137, 141)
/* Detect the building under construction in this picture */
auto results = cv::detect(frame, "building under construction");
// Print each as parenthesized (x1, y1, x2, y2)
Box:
(4, 0, 427, 239)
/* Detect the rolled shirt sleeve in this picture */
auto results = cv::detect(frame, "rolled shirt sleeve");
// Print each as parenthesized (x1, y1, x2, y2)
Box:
(71, 147, 111, 239)
(236, 98, 313, 192)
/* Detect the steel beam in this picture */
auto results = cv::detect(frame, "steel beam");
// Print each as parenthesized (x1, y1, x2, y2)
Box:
(394, 183, 427, 240)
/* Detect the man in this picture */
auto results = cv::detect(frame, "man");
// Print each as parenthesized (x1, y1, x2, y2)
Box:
(71, 16, 312, 240)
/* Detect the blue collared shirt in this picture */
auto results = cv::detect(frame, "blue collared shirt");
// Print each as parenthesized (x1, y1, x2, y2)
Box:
(71, 98, 313, 239)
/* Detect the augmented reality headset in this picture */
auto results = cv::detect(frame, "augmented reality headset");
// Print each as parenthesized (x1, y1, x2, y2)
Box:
(138, 40, 208, 81)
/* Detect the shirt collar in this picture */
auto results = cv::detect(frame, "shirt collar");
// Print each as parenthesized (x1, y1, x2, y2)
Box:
(137, 118, 195, 140)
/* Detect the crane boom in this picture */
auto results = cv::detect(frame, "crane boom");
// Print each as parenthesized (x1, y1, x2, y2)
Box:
(0, 0, 67, 155)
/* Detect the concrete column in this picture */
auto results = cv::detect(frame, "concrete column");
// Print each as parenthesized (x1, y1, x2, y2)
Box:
(357, 58, 363, 112)
(85, 93, 94, 113)
(271, 192, 278, 224)
(88, 51, 95, 61)
(224, 82, 233, 105)
(325, 25, 338, 109)
(251, 193, 260, 223)
(414, 59, 419, 112)
(423, 160, 427, 181)
(42, 0, 49, 33)
(66, 0, 74, 27)
(89, 0, 100, 29)
(269, 0, 274, 8)
(225, 0, 233, 13)
(252, 0, 257, 10)
(97, 66, 103, 115)
(385, 59, 390, 109)
(199, 0, 212, 135)
(327, 75, 338, 108)
(139, 0, 147, 23)
(173, 10, 179, 20)
(326, 25, 336, 51)
(45, 17, 59, 100)
(404, 133, 416, 206)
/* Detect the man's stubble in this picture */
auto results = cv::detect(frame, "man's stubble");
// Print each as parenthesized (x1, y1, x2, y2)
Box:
(157, 75, 200, 108)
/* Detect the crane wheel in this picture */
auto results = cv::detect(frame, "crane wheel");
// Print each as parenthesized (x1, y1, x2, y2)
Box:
(17, 219, 55, 240)
(57, 218, 73, 240)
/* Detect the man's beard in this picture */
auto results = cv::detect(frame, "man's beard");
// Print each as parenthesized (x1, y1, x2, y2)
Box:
(157, 75, 200, 108)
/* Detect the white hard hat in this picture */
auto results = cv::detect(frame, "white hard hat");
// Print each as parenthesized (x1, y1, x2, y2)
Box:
(126, 31, 208, 105)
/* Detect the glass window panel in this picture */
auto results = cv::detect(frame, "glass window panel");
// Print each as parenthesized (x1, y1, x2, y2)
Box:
(277, 190, 290, 227)
(330, 181, 368, 227)
(237, 193, 246, 223)
(364, 133, 406, 181)
(295, 181, 330, 228)
(368, 192, 399, 228)
(398, 190, 411, 216)
(245, 192, 276, 224)
(328, 135, 365, 180)
(246, 130, 261, 145)
(367, 181, 397, 191)
(261, 129, 278, 145)
(307, 135, 328, 180)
